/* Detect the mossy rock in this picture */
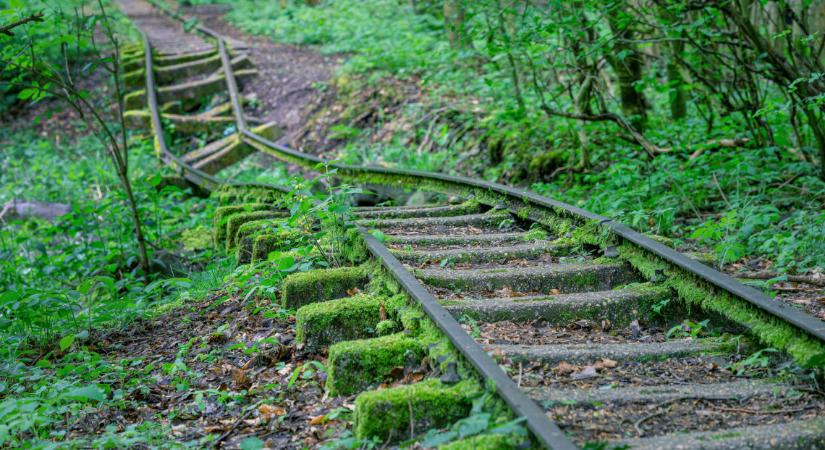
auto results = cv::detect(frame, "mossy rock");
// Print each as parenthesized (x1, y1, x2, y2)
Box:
(281, 265, 369, 308)
(327, 332, 425, 396)
(438, 433, 522, 450)
(296, 293, 405, 351)
(212, 203, 273, 248)
(225, 211, 285, 250)
(353, 379, 478, 442)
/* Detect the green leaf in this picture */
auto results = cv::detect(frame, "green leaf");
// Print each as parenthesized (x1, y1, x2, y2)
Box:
(239, 436, 264, 450)
(277, 255, 296, 272)
(59, 334, 75, 351)
(64, 385, 104, 403)
(17, 88, 36, 100)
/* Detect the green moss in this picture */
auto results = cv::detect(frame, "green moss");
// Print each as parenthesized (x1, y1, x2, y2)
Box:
(251, 232, 303, 263)
(124, 89, 145, 110)
(213, 184, 284, 206)
(376, 319, 399, 336)
(523, 227, 548, 241)
(225, 211, 284, 250)
(620, 243, 825, 367)
(212, 203, 272, 247)
(438, 433, 521, 450)
(327, 332, 425, 396)
(353, 379, 478, 442)
(295, 293, 406, 351)
(234, 219, 289, 264)
(281, 265, 369, 308)
(181, 225, 212, 251)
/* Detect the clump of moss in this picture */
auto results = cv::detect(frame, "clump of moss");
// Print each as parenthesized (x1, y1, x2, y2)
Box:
(281, 265, 369, 308)
(181, 225, 212, 251)
(234, 219, 293, 263)
(225, 210, 284, 250)
(376, 319, 399, 336)
(251, 232, 304, 263)
(522, 226, 548, 241)
(327, 332, 425, 396)
(214, 184, 283, 206)
(353, 379, 478, 442)
(212, 203, 272, 247)
(438, 433, 522, 450)
(295, 294, 406, 351)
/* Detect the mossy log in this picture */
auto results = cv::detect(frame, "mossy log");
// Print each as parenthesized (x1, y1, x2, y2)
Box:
(193, 123, 282, 175)
(326, 332, 425, 396)
(225, 210, 288, 250)
(212, 203, 275, 247)
(124, 109, 236, 134)
(123, 69, 258, 110)
(353, 379, 478, 442)
(124, 53, 252, 89)
(281, 266, 369, 309)
(295, 294, 406, 352)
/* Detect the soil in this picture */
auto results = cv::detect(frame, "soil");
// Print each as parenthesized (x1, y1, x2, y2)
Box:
(467, 320, 667, 346)
(63, 286, 350, 448)
(500, 355, 743, 390)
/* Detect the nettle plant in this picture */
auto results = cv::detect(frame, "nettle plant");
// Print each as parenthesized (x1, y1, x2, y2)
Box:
(235, 163, 363, 305)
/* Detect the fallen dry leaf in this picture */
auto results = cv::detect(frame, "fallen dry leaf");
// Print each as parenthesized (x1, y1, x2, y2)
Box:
(309, 415, 326, 425)
(231, 368, 250, 389)
(554, 361, 577, 375)
(597, 358, 617, 369)
(379, 302, 387, 321)
(259, 404, 287, 420)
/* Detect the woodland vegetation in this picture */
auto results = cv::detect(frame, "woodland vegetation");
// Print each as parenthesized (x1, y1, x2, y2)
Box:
(0, 0, 823, 448)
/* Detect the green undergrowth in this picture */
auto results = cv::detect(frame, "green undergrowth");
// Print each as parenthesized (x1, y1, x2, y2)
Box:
(0, 124, 248, 446)
(215, 0, 823, 276)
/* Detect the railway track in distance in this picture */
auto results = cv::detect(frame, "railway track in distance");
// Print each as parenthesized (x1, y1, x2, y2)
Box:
(117, 1, 825, 448)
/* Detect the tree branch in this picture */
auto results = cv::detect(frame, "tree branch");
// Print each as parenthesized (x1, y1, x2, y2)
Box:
(0, 12, 45, 36)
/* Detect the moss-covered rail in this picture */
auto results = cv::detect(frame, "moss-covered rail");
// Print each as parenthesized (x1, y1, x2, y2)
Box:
(121, 0, 825, 448)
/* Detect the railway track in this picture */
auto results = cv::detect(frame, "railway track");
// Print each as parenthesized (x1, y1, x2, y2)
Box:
(118, 1, 825, 448)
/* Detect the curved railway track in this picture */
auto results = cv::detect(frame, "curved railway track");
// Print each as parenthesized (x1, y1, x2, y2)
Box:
(118, 1, 825, 448)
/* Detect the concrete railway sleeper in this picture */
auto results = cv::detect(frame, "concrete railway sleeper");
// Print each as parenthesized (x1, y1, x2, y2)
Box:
(118, 0, 825, 448)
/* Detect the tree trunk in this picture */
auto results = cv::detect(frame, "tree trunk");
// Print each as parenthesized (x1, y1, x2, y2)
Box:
(606, 8, 648, 132)
(444, 0, 467, 49)
(666, 39, 687, 120)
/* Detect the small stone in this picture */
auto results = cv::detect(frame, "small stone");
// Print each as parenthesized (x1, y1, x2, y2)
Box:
(630, 320, 641, 340)
(439, 362, 461, 384)
(603, 246, 619, 258)
(571, 366, 598, 380)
